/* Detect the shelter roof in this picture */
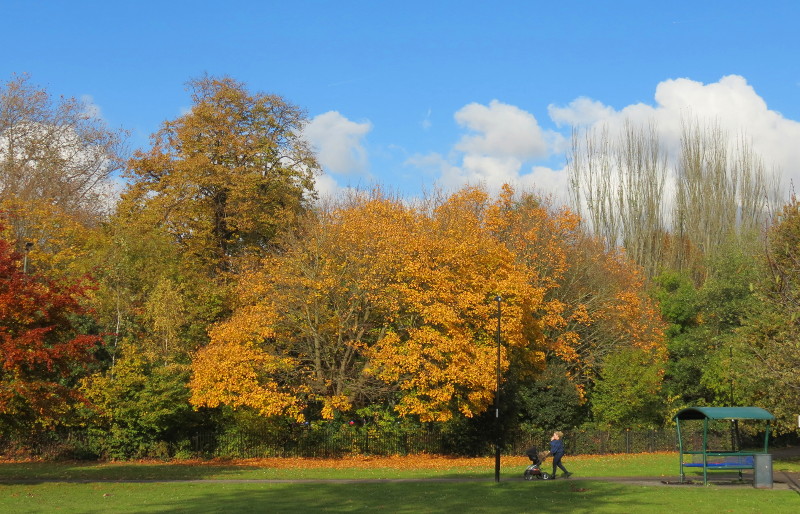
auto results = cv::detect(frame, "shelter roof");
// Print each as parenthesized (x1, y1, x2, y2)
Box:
(674, 407, 774, 421)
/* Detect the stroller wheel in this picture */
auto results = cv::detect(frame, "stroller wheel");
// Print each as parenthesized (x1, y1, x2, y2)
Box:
(524, 472, 534, 481)
(541, 472, 552, 480)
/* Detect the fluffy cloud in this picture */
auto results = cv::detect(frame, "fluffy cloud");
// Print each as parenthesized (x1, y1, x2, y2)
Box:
(409, 76, 800, 205)
(304, 111, 372, 177)
(548, 75, 800, 192)
(455, 100, 551, 159)
(426, 100, 568, 197)
(303, 111, 373, 199)
(548, 97, 616, 128)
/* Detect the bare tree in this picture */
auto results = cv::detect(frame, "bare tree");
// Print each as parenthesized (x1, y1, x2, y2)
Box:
(568, 120, 668, 278)
(569, 117, 779, 280)
(673, 118, 778, 279)
(0, 75, 126, 224)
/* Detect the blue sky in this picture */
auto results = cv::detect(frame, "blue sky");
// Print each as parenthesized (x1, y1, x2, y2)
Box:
(2, 1, 799, 203)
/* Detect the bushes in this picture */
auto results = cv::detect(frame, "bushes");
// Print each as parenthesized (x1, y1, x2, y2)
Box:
(4, 427, 767, 461)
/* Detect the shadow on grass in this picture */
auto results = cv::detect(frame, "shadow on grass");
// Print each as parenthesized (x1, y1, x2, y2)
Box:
(120, 481, 647, 514)
(3, 476, 799, 512)
(0, 461, 250, 483)
(0, 461, 535, 483)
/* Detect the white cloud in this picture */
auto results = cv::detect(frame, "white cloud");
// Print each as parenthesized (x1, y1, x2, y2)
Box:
(403, 75, 799, 207)
(517, 165, 570, 202)
(455, 100, 551, 159)
(549, 97, 616, 128)
(547, 75, 800, 193)
(304, 111, 372, 177)
(311, 173, 345, 200)
(411, 100, 568, 199)
(303, 111, 373, 201)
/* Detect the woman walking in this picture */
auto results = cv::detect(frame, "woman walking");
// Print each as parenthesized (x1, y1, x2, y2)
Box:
(550, 431, 572, 478)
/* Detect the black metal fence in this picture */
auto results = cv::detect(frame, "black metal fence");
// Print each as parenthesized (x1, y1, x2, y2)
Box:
(166, 426, 769, 459)
(0, 425, 781, 461)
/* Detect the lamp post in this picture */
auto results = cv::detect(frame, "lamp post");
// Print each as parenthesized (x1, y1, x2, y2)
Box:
(494, 295, 502, 483)
(23, 242, 33, 274)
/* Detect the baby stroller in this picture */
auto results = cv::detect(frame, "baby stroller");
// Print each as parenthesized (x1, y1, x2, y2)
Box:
(523, 447, 553, 480)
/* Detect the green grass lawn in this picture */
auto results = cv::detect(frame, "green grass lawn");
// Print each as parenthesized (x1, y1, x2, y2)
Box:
(1, 453, 798, 513)
(2, 480, 799, 513)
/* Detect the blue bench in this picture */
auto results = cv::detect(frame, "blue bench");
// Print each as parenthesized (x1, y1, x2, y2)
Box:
(681, 452, 758, 481)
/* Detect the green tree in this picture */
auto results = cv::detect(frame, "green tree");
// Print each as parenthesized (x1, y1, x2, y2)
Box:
(80, 354, 208, 459)
(512, 361, 586, 431)
(591, 347, 665, 428)
(78, 210, 229, 457)
(731, 198, 800, 431)
(654, 236, 761, 409)
(653, 270, 708, 405)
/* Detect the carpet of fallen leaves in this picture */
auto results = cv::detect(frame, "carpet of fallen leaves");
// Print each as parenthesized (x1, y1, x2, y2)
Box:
(129, 452, 671, 469)
(114, 455, 525, 470)
(1, 452, 679, 469)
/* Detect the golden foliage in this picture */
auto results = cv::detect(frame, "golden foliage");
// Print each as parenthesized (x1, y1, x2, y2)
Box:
(189, 339, 304, 419)
(0, 197, 98, 279)
(190, 185, 667, 423)
(121, 75, 318, 275)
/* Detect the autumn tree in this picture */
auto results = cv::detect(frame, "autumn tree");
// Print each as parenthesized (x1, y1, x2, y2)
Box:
(191, 187, 555, 423)
(0, 224, 100, 436)
(75, 76, 322, 454)
(366, 188, 543, 421)
(191, 184, 669, 429)
(120, 75, 319, 276)
(553, 235, 666, 401)
(0, 75, 126, 256)
(489, 187, 667, 427)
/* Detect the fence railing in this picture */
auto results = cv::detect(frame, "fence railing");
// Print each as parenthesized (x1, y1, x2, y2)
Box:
(190, 426, 769, 459)
(0, 426, 776, 460)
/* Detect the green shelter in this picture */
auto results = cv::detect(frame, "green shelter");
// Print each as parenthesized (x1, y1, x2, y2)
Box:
(674, 407, 774, 485)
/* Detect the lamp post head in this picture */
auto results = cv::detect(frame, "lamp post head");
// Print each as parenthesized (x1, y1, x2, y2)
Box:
(495, 295, 502, 303)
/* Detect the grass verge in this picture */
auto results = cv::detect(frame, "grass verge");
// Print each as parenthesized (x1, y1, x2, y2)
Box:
(1, 480, 799, 513)
(1, 453, 798, 513)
